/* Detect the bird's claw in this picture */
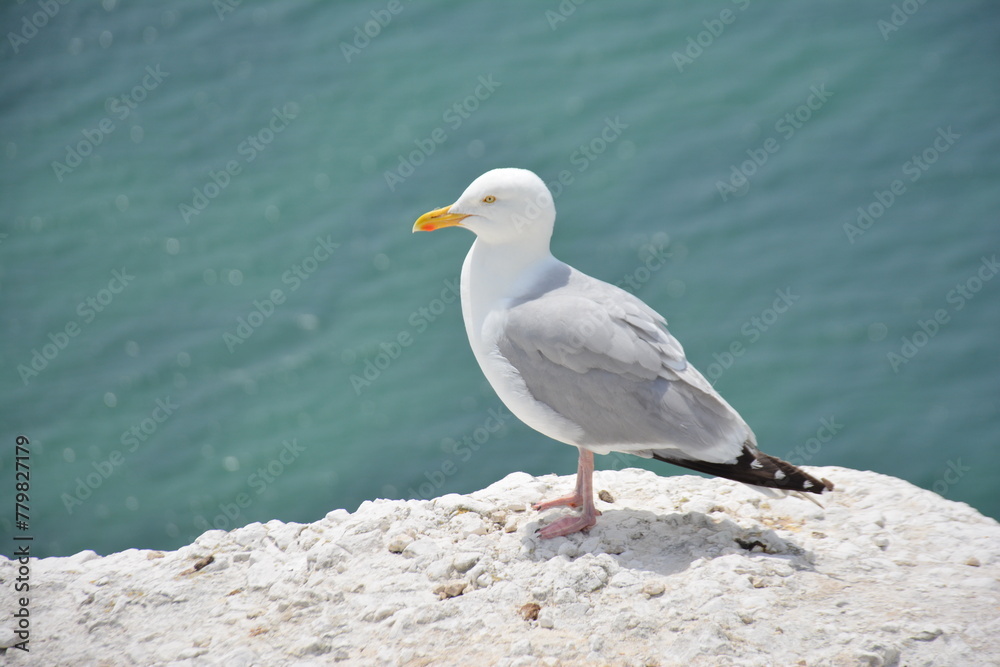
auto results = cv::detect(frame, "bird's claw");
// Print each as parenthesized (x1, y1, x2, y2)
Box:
(536, 513, 599, 539)
(532, 494, 583, 511)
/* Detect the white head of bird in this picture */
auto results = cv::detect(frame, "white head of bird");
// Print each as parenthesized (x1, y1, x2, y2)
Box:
(412, 168, 556, 247)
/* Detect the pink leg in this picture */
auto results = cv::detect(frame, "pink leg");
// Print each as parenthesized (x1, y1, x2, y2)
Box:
(533, 448, 601, 539)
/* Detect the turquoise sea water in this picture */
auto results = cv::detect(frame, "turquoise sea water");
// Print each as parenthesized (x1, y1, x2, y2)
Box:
(2, 1, 998, 558)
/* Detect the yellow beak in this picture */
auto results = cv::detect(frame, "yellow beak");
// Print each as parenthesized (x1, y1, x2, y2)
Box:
(412, 205, 470, 232)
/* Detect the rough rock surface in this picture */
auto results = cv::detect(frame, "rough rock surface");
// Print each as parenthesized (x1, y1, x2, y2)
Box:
(2, 467, 999, 666)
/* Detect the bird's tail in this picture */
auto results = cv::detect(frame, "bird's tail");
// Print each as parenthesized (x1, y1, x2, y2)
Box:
(652, 442, 834, 494)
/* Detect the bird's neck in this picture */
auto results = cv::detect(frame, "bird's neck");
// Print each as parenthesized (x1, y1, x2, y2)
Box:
(461, 237, 555, 341)
(468, 237, 553, 283)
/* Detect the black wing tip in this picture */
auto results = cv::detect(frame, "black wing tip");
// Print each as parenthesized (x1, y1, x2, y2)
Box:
(653, 444, 834, 494)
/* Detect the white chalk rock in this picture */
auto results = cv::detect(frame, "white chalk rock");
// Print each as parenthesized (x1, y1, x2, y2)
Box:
(1, 467, 998, 666)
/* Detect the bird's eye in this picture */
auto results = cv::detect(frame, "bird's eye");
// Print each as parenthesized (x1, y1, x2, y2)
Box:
(482, 195, 496, 203)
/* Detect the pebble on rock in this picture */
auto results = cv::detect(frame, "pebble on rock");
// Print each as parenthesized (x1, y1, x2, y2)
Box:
(519, 603, 541, 621)
(433, 581, 467, 600)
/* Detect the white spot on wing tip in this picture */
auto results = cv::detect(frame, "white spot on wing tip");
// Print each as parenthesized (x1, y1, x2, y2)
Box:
(773, 470, 786, 480)
(750, 459, 763, 469)
(802, 480, 813, 489)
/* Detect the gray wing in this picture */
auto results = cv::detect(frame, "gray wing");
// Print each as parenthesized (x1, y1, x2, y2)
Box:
(496, 268, 752, 464)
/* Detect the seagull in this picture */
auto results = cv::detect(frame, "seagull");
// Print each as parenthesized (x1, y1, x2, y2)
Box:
(413, 168, 832, 539)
